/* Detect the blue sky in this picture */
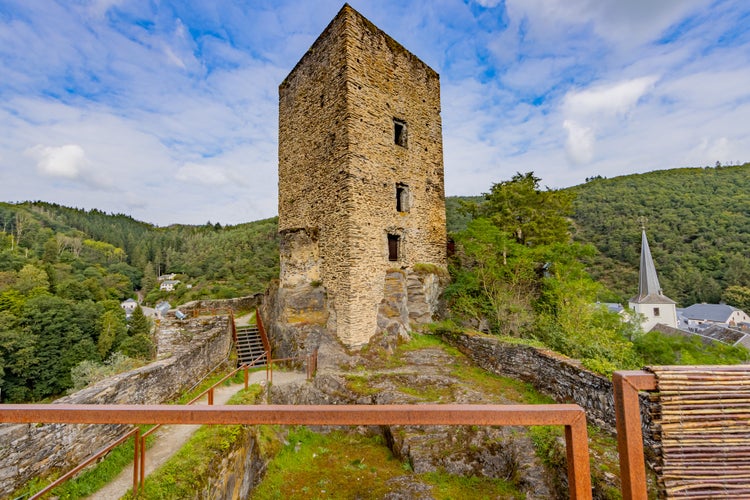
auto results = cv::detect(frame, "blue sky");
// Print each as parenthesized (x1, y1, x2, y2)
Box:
(1, 0, 749, 226)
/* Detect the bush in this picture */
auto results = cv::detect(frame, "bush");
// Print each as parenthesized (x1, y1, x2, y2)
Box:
(118, 334, 155, 360)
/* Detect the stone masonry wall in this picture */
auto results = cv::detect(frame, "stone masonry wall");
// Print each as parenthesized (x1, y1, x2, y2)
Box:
(178, 295, 263, 314)
(278, 5, 446, 348)
(0, 316, 232, 496)
(437, 329, 655, 449)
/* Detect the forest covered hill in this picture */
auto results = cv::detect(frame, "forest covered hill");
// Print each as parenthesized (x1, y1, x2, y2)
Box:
(447, 163, 750, 308)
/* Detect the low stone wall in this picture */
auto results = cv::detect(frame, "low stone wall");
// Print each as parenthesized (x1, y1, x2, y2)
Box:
(0, 316, 233, 497)
(179, 295, 263, 314)
(437, 329, 654, 447)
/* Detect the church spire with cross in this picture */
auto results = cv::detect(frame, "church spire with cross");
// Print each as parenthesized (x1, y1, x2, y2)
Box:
(628, 227, 678, 331)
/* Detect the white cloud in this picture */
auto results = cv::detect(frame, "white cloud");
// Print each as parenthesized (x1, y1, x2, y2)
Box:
(563, 76, 658, 119)
(475, 0, 502, 7)
(175, 163, 232, 186)
(28, 144, 88, 179)
(563, 120, 595, 165)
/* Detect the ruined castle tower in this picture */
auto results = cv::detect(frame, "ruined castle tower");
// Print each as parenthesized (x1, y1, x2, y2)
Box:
(277, 4, 447, 348)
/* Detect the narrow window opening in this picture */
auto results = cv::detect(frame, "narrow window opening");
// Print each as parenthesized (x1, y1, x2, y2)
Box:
(388, 234, 400, 261)
(393, 119, 407, 147)
(653, 307, 660, 317)
(396, 183, 410, 212)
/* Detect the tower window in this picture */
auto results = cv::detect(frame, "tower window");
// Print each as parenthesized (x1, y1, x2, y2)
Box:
(388, 234, 400, 261)
(396, 183, 410, 212)
(653, 307, 660, 317)
(393, 119, 407, 147)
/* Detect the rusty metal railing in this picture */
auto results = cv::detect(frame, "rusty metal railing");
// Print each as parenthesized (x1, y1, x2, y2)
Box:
(267, 348, 318, 384)
(137, 356, 267, 488)
(255, 307, 271, 362)
(25, 427, 141, 499)
(0, 403, 592, 499)
(613, 370, 658, 500)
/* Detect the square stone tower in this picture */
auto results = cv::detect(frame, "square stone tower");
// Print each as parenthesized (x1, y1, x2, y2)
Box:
(278, 4, 447, 348)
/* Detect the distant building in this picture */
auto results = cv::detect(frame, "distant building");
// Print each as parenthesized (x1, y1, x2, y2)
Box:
(679, 303, 750, 331)
(120, 298, 137, 317)
(628, 230, 678, 331)
(159, 280, 180, 292)
(155, 301, 171, 318)
(158, 273, 177, 281)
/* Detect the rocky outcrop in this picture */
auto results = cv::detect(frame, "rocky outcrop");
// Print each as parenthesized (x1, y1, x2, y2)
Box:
(266, 341, 555, 498)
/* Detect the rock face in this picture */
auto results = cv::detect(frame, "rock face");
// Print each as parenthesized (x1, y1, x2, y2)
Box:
(0, 316, 232, 497)
(268, 339, 556, 498)
(264, 267, 446, 363)
(276, 4, 447, 348)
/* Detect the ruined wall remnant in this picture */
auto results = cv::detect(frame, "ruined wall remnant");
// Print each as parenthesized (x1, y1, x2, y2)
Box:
(276, 4, 447, 349)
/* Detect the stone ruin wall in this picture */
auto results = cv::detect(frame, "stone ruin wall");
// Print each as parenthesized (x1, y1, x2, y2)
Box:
(278, 5, 446, 348)
(438, 329, 657, 451)
(0, 316, 232, 496)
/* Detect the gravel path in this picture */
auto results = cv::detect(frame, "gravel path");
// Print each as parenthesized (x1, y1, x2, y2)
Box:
(87, 370, 306, 499)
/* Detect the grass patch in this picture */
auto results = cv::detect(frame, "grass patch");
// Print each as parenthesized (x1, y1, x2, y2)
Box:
(421, 470, 524, 499)
(252, 427, 406, 499)
(398, 383, 452, 402)
(450, 364, 554, 404)
(175, 366, 256, 405)
(123, 385, 264, 499)
(344, 374, 382, 396)
(253, 427, 525, 499)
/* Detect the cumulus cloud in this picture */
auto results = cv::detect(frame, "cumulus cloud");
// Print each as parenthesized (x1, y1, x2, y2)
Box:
(29, 144, 88, 179)
(564, 76, 658, 118)
(563, 120, 595, 165)
(560, 76, 658, 165)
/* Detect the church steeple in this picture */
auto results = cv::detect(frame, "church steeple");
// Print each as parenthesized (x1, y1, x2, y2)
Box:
(634, 230, 666, 301)
(628, 229, 678, 330)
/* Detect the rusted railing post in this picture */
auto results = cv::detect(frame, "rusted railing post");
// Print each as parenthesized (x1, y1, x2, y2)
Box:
(208, 388, 214, 406)
(133, 428, 140, 495)
(613, 370, 656, 500)
(140, 433, 146, 488)
(244, 365, 249, 389)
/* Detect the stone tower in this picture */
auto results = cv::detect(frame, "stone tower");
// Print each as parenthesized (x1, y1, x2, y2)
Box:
(276, 4, 447, 348)
(628, 230, 678, 331)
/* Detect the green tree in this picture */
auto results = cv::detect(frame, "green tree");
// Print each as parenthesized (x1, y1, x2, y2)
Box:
(475, 172, 574, 246)
(119, 333, 155, 360)
(723, 286, 750, 314)
(98, 309, 127, 358)
(141, 262, 157, 292)
(128, 304, 150, 337)
(16, 264, 50, 295)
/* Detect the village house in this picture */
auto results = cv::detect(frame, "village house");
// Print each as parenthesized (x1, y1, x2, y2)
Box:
(159, 279, 180, 292)
(120, 298, 137, 317)
(679, 303, 750, 331)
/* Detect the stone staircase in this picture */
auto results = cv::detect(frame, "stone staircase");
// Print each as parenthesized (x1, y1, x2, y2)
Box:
(235, 325, 267, 366)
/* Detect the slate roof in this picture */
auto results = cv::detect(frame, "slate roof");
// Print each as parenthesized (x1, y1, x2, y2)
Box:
(681, 303, 742, 323)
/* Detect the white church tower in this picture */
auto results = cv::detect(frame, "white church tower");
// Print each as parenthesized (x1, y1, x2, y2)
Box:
(628, 230, 678, 331)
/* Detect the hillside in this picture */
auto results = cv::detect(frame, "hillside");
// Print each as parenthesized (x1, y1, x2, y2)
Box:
(570, 163, 750, 306)
(0, 201, 279, 402)
(446, 163, 750, 307)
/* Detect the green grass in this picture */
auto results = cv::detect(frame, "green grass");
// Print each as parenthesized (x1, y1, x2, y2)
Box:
(123, 386, 264, 499)
(422, 470, 524, 499)
(252, 427, 524, 499)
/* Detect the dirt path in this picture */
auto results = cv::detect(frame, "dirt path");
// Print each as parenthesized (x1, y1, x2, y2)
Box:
(88, 370, 306, 500)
